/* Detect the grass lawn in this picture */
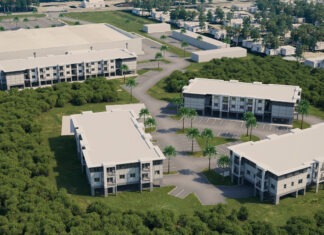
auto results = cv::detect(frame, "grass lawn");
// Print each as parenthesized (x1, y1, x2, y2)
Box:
(240, 135, 260, 142)
(309, 106, 324, 120)
(137, 68, 163, 75)
(64, 10, 190, 57)
(202, 170, 233, 186)
(0, 13, 45, 21)
(138, 58, 171, 64)
(147, 78, 181, 102)
(197, 136, 237, 149)
(293, 120, 311, 129)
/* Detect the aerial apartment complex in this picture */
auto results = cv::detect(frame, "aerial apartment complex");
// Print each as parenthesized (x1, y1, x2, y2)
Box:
(228, 123, 324, 204)
(70, 105, 165, 196)
(0, 23, 142, 90)
(183, 78, 301, 124)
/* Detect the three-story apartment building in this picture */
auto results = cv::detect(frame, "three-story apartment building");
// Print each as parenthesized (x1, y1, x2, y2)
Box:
(70, 107, 165, 196)
(183, 78, 301, 124)
(228, 123, 324, 204)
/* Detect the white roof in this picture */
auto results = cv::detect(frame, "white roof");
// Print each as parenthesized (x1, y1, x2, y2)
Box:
(105, 103, 146, 119)
(192, 47, 246, 56)
(183, 78, 301, 103)
(71, 110, 165, 168)
(0, 48, 136, 72)
(0, 23, 134, 57)
(174, 29, 228, 47)
(228, 123, 324, 175)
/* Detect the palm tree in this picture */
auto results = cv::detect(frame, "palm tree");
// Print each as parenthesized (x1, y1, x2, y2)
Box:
(181, 41, 189, 57)
(126, 78, 137, 102)
(217, 155, 230, 175)
(120, 64, 129, 84)
(187, 109, 198, 128)
(139, 108, 150, 123)
(160, 45, 168, 56)
(244, 112, 257, 141)
(155, 52, 163, 69)
(163, 145, 176, 174)
(203, 145, 217, 171)
(297, 99, 310, 129)
(160, 34, 167, 41)
(201, 128, 214, 147)
(186, 128, 200, 154)
(144, 117, 156, 131)
(196, 35, 203, 41)
(178, 107, 189, 131)
(13, 16, 19, 28)
(171, 97, 183, 112)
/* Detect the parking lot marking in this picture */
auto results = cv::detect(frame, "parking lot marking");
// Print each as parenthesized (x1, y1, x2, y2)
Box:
(175, 189, 185, 197)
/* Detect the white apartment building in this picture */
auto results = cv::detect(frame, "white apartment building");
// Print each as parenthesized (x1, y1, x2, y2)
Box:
(81, 0, 105, 8)
(71, 106, 165, 196)
(0, 49, 137, 90)
(304, 56, 324, 69)
(183, 78, 301, 124)
(228, 123, 324, 204)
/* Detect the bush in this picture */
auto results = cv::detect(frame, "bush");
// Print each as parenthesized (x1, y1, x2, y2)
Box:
(237, 206, 249, 221)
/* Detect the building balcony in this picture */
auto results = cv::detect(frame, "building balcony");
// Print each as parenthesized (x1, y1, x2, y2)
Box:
(142, 167, 150, 172)
(107, 172, 115, 176)
(142, 177, 150, 181)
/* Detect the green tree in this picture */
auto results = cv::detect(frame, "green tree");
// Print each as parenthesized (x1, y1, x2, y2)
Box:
(217, 155, 230, 175)
(207, 9, 213, 22)
(126, 78, 137, 102)
(171, 97, 183, 112)
(187, 108, 198, 128)
(196, 35, 203, 41)
(163, 145, 176, 174)
(203, 145, 217, 171)
(181, 41, 189, 57)
(160, 45, 168, 56)
(139, 108, 150, 123)
(297, 99, 310, 129)
(178, 107, 189, 131)
(243, 112, 257, 140)
(160, 34, 167, 41)
(200, 128, 214, 147)
(215, 7, 224, 22)
(144, 117, 156, 131)
(13, 16, 19, 28)
(186, 128, 200, 154)
(155, 52, 163, 69)
(120, 64, 129, 84)
(295, 43, 303, 62)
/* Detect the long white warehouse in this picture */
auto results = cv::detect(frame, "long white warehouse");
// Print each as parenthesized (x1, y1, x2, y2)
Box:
(191, 47, 247, 62)
(142, 23, 171, 33)
(71, 105, 165, 196)
(228, 123, 324, 204)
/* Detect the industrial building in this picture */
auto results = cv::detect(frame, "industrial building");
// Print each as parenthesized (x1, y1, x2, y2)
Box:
(171, 30, 229, 50)
(228, 123, 324, 204)
(191, 47, 247, 63)
(0, 23, 142, 90)
(182, 78, 301, 124)
(142, 23, 171, 34)
(70, 105, 165, 196)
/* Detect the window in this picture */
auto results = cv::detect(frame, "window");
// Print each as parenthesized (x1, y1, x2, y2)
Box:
(240, 105, 244, 109)
(298, 179, 303, 184)
(111, 66, 114, 69)
(214, 103, 218, 107)
(291, 182, 294, 186)
(107, 177, 113, 183)
(283, 184, 287, 189)
(240, 98, 245, 102)
(119, 175, 125, 179)
(247, 170, 250, 175)
(231, 105, 236, 109)
(155, 170, 160, 175)
(153, 160, 163, 165)
(307, 174, 310, 179)
(270, 184, 275, 189)
(257, 107, 262, 111)
(110, 60, 114, 63)
(247, 107, 252, 112)
(94, 177, 100, 182)
(130, 173, 136, 178)
(231, 97, 236, 101)
(89, 167, 102, 173)
(258, 100, 263, 104)
(223, 97, 228, 102)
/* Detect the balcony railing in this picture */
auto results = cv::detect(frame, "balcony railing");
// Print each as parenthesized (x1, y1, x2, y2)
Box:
(142, 167, 150, 172)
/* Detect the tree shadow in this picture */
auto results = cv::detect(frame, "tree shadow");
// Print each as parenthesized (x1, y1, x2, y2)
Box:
(49, 135, 90, 196)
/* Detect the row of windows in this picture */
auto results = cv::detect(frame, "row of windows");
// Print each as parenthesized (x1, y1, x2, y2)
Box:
(283, 179, 303, 189)
(94, 171, 161, 183)
(214, 97, 262, 104)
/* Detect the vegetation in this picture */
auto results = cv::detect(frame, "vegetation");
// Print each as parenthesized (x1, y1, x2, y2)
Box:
(154, 52, 163, 69)
(240, 135, 261, 142)
(243, 112, 257, 141)
(293, 120, 311, 129)
(186, 128, 200, 154)
(203, 170, 233, 186)
(126, 78, 137, 102)
(139, 108, 150, 123)
(203, 145, 217, 171)
(297, 99, 310, 129)
(0, 13, 44, 20)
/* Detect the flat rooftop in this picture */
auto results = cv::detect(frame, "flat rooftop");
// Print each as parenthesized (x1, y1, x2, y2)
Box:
(0, 48, 136, 72)
(0, 23, 133, 55)
(71, 110, 165, 168)
(228, 123, 324, 176)
(192, 47, 246, 55)
(183, 78, 301, 103)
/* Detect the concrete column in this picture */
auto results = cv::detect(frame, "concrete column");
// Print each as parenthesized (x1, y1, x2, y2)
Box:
(237, 158, 242, 185)
(274, 195, 280, 205)
(91, 187, 95, 196)
(294, 191, 298, 198)
(260, 170, 265, 202)
(231, 155, 235, 182)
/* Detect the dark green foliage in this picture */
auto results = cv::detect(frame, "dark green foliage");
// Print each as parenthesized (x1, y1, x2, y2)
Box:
(166, 57, 324, 110)
(237, 206, 249, 221)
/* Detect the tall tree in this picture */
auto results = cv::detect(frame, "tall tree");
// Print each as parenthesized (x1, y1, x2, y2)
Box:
(178, 107, 189, 131)
(243, 112, 257, 140)
(160, 34, 167, 41)
(163, 145, 176, 174)
(203, 145, 217, 171)
(160, 45, 168, 56)
(187, 108, 198, 128)
(297, 99, 310, 129)
(126, 78, 137, 102)
(171, 97, 183, 112)
(217, 155, 230, 175)
(144, 117, 156, 131)
(139, 108, 150, 123)
(186, 128, 200, 154)
(155, 52, 163, 69)
(181, 41, 189, 57)
(200, 128, 214, 147)
(120, 64, 129, 84)
(215, 7, 224, 22)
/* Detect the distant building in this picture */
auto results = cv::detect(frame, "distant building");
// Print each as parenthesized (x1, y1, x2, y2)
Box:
(71, 105, 165, 196)
(132, 8, 151, 16)
(151, 10, 170, 22)
(0, 24, 142, 90)
(172, 30, 229, 50)
(228, 123, 324, 204)
(190, 47, 247, 63)
(142, 23, 171, 34)
(208, 24, 227, 40)
(183, 21, 208, 33)
(182, 78, 301, 124)
(82, 0, 105, 8)
(315, 42, 324, 51)
(304, 56, 324, 69)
